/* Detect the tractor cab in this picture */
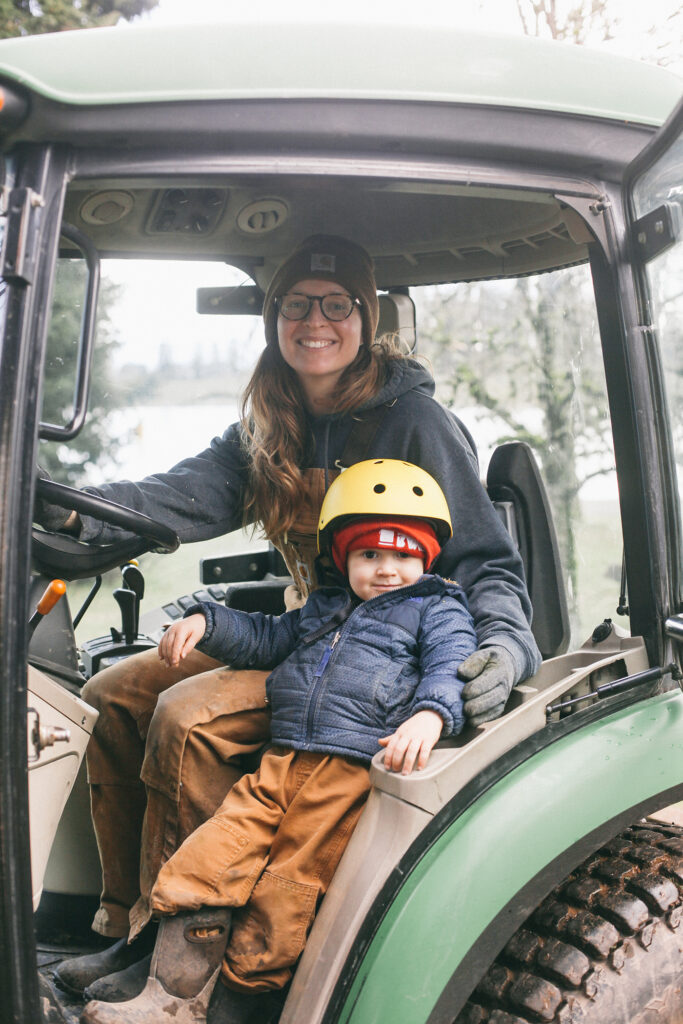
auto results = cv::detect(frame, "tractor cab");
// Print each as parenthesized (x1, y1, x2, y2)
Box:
(0, 20, 682, 1024)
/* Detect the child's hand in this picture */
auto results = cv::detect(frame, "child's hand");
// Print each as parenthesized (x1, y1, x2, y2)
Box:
(158, 614, 206, 668)
(378, 709, 443, 775)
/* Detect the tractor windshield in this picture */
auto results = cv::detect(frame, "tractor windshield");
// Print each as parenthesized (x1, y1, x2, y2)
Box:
(40, 253, 620, 650)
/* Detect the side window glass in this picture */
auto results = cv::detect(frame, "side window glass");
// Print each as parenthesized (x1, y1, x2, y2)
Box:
(413, 265, 622, 650)
(631, 132, 683, 602)
(39, 258, 267, 639)
(40, 255, 92, 450)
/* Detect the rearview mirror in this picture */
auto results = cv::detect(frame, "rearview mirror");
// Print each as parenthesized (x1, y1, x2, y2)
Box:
(39, 224, 100, 441)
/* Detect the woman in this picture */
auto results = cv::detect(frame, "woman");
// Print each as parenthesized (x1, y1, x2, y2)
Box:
(39, 235, 540, 1010)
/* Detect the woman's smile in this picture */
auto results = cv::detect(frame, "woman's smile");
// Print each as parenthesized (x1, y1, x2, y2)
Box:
(277, 278, 362, 408)
(297, 337, 336, 349)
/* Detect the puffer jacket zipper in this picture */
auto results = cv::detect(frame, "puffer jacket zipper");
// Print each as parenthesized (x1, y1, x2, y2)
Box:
(302, 578, 432, 744)
(307, 630, 342, 739)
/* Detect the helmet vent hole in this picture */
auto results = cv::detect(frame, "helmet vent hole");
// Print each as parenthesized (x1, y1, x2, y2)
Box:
(413, 486, 424, 496)
(373, 484, 386, 493)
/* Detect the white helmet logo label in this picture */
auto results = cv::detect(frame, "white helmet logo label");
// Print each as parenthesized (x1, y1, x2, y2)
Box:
(378, 529, 422, 552)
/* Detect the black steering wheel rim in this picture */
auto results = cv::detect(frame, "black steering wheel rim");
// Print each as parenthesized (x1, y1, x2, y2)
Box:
(32, 480, 180, 581)
(36, 479, 180, 553)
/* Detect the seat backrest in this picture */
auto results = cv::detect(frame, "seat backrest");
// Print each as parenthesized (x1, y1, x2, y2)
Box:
(487, 441, 570, 659)
(377, 292, 416, 350)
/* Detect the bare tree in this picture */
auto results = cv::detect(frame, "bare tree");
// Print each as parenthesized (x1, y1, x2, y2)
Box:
(0, 0, 159, 38)
(513, 0, 682, 68)
(418, 266, 613, 631)
(514, 0, 619, 44)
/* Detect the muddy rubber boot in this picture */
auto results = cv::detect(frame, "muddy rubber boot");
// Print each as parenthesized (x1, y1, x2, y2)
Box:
(80, 908, 231, 1024)
(207, 981, 287, 1024)
(54, 930, 157, 997)
(83, 954, 152, 1003)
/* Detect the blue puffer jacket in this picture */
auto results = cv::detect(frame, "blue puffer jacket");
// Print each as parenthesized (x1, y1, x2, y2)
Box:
(187, 574, 478, 764)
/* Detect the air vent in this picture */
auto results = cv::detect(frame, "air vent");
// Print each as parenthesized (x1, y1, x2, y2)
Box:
(455, 246, 490, 259)
(501, 238, 532, 254)
(236, 198, 289, 235)
(501, 227, 571, 254)
(80, 190, 134, 226)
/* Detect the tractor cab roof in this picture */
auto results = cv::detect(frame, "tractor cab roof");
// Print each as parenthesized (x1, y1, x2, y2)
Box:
(0, 20, 678, 121)
(0, 22, 679, 291)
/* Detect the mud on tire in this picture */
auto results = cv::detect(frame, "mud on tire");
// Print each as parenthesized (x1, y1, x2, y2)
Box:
(456, 823, 683, 1024)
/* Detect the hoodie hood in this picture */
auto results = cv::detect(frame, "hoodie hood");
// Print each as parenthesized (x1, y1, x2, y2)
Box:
(357, 358, 435, 411)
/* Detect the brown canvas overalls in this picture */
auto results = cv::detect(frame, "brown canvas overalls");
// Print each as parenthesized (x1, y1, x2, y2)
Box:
(81, 468, 360, 989)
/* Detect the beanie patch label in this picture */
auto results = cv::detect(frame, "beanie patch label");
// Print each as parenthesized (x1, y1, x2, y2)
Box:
(311, 253, 336, 272)
(378, 528, 424, 553)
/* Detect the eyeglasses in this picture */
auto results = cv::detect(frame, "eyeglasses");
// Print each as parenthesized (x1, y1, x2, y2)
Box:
(276, 292, 361, 322)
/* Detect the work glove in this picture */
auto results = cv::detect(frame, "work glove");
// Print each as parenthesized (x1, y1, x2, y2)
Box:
(33, 465, 72, 532)
(459, 645, 516, 726)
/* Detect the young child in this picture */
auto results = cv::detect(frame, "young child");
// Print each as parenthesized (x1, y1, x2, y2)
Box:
(82, 460, 478, 1024)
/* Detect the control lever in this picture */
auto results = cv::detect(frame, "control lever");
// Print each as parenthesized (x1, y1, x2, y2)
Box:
(80, 562, 153, 677)
(121, 563, 145, 635)
(29, 579, 66, 638)
(112, 587, 137, 646)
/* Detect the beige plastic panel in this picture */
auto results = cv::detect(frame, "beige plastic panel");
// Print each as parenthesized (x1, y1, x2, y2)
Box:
(27, 666, 98, 910)
(369, 636, 649, 815)
(281, 635, 649, 1024)
(42, 759, 103, 896)
(283, 789, 431, 1024)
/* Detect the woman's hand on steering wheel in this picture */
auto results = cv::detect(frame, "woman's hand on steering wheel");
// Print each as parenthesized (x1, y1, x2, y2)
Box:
(34, 473, 179, 554)
(34, 466, 75, 532)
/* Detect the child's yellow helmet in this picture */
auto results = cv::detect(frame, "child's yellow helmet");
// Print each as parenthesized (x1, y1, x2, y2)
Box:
(317, 459, 452, 556)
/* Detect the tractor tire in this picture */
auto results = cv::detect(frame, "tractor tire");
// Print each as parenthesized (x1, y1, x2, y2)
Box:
(456, 822, 683, 1024)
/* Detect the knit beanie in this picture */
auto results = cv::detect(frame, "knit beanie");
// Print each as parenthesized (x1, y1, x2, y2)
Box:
(263, 235, 380, 349)
(331, 517, 441, 575)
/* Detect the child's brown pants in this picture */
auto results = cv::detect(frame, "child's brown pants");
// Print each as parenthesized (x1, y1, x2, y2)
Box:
(82, 647, 273, 938)
(145, 746, 371, 992)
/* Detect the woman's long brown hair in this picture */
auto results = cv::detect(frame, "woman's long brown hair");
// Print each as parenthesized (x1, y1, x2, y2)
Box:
(240, 336, 408, 543)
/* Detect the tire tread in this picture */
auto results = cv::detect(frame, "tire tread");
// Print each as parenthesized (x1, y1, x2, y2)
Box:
(455, 823, 683, 1024)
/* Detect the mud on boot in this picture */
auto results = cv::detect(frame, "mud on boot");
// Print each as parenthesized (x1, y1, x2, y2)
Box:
(207, 981, 287, 1024)
(54, 930, 157, 997)
(80, 907, 232, 1024)
(83, 954, 153, 1003)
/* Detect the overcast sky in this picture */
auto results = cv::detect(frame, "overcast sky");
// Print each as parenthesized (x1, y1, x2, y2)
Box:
(136, 0, 683, 74)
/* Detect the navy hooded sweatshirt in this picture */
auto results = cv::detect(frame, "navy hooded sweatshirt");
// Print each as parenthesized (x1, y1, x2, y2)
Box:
(78, 360, 541, 682)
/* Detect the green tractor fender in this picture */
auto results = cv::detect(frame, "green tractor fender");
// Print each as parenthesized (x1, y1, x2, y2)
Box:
(331, 688, 683, 1024)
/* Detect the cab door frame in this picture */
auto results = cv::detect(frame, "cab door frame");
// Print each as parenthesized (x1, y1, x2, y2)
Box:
(623, 95, 683, 653)
(0, 142, 70, 1023)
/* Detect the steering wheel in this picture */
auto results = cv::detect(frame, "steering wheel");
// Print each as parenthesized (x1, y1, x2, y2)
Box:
(32, 479, 180, 581)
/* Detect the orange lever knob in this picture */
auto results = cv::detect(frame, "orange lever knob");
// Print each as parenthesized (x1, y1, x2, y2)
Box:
(35, 579, 66, 616)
